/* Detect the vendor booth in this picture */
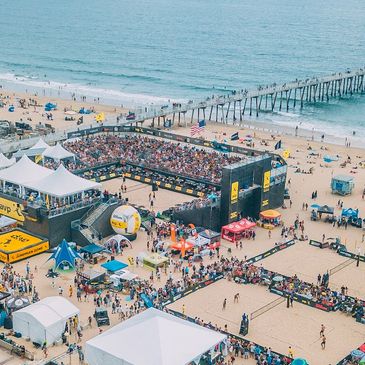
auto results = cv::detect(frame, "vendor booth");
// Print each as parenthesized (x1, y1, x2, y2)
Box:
(110, 270, 139, 292)
(13, 296, 79, 346)
(48, 239, 82, 270)
(331, 175, 354, 196)
(221, 219, 256, 242)
(143, 253, 168, 270)
(170, 240, 194, 257)
(198, 230, 221, 248)
(80, 243, 107, 264)
(101, 259, 128, 273)
(258, 210, 281, 229)
(85, 308, 227, 365)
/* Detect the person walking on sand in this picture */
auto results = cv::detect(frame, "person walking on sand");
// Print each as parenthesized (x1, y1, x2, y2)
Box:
(234, 293, 240, 303)
(223, 298, 227, 310)
(321, 335, 326, 350)
(288, 346, 294, 358)
(320, 324, 325, 337)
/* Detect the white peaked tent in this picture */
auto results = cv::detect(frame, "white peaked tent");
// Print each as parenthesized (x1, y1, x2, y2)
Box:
(0, 155, 53, 185)
(0, 153, 15, 170)
(85, 308, 226, 365)
(30, 138, 50, 150)
(13, 296, 79, 346)
(42, 143, 75, 161)
(27, 164, 101, 197)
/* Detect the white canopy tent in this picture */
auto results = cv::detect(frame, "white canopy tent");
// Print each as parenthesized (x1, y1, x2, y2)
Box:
(27, 164, 101, 197)
(13, 296, 79, 346)
(0, 155, 53, 186)
(85, 308, 226, 365)
(30, 138, 50, 150)
(42, 143, 75, 162)
(0, 153, 15, 170)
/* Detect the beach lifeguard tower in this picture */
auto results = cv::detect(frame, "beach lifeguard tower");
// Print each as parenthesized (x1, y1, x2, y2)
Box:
(331, 175, 354, 196)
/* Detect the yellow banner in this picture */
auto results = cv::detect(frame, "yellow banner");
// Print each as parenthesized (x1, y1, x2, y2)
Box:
(263, 171, 271, 191)
(230, 181, 239, 202)
(7, 241, 49, 263)
(0, 230, 44, 251)
(0, 197, 24, 222)
(230, 211, 238, 219)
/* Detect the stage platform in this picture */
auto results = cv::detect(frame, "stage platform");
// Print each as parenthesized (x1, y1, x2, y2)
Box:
(0, 229, 49, 263)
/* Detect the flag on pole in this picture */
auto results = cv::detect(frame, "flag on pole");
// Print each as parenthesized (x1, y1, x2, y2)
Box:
(274, 140, 282, 150)
(190, 120, 206, 136)
(230, 132, 239, 141)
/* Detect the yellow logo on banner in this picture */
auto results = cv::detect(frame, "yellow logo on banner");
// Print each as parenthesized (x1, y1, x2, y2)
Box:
(262, 199, 269, 207)
(263, 171, 271, 192)
(231, 181, 239, 202)
(230, 211, 238, 219)
(0, 198, 24, 222)
(7, 241, 49, 263)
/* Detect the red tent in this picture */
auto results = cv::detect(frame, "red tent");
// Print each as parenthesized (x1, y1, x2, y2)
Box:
(221, 218, 256, 242)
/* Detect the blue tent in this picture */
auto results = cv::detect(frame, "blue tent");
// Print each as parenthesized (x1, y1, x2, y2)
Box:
(101, 260, 128, 273)
(80, 243, 105, 255)
(342, 208, 359, 219)
(48, 239, 82, 269)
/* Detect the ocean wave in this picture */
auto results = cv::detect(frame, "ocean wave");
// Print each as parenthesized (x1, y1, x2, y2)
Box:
(0, 73, 186, 107)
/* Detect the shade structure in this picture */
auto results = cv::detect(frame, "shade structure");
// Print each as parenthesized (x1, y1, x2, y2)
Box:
(317, 205, 334, 215)
(85, 308, 226, 365)
(48, 239, 82, 269)
(27, 164, 101, 197)
(30, 138, 50, 150)
(101, 260, 128, 273)
(0, 155, 53, 185)
(13, 296, 79, 346)
(0, 215, 17, 229)
(42, 143, 75, 161)
(222, 219, 256, 234)
(80, 243, 105, 255)
(260, 209, 281, 219)
(292, 359, 308, 365)
(0, 153, 15, 170)
(6, 296, 30, 312)
(143, 253, 168, 269)
(170, 241, 194, 251)
(105, 234, 131, 246)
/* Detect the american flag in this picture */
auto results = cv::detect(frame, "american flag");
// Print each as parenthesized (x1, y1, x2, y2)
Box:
(190, 120, 206, 136)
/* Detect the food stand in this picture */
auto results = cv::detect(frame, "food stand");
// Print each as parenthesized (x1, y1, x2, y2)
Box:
(258, 210, 281, 229)
(221, 219, 256, 242)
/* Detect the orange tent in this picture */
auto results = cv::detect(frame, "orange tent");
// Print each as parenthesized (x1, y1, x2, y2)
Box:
(170, 241, 194, 251)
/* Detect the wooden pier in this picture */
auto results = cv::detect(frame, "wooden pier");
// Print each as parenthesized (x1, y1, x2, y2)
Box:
(124, 67, 365, 125)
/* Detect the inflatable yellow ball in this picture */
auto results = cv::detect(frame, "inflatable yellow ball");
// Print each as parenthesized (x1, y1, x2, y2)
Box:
(110, 205, 141, 234)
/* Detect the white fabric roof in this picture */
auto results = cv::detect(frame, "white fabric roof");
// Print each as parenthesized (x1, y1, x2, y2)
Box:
(27, 164, 101, 197)
(0, 215, 16, 228)
(0, 153, 15, 170)
(0, 155, 53, 185)
(85, 308, 226, 365)
(30, 138, 50, 150)
(13, 296, 79, 346)
(42, 143, 75, 161)
(14, 296, 79, 328)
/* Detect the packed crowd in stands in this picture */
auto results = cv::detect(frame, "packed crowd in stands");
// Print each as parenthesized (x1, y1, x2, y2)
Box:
(56, 135, 243, 184)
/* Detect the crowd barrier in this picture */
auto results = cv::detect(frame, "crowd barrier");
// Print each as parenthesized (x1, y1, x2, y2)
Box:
(160, 274, 224, 307)
(91, 170, 206, 198)
(246, 239, 296, 265)
(165, 308, 293, 364)
(338, 249, 365, 263)
(269, 287, 336, 312)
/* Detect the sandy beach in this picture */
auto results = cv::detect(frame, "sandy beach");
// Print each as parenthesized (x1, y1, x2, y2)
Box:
(0, 89, 364, 365)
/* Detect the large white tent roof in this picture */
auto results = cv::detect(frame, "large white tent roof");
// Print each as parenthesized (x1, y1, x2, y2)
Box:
(42, 143, 75, 161)
(27, 164, 101, 197)
(85, 308, 226, 365)
(0, 155, 53, 185)
(0, 153, 15, 170)
(30, 138, 50, 150)
(14, 296, 79, 329)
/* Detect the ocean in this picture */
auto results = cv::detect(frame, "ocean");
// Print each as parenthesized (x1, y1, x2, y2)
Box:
(0, 0, 365, 140)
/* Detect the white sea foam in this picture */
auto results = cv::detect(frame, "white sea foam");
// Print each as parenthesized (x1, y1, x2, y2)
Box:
(0, 73, 186, 107)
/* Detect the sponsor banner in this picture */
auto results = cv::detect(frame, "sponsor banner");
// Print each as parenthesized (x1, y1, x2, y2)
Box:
(7, 241, 49, 263)
(230, 181, 239, 203)
(263, 171, 271, 192)
(0, 197, 24, 222)
(246, 240, 295, 264)
(338, 249, 365, 262)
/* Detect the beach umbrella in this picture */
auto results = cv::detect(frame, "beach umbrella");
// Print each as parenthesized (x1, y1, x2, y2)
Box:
(323, 155, 339, 163)
(292, 359, 308, 365)
(310, 203, 321, 209)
